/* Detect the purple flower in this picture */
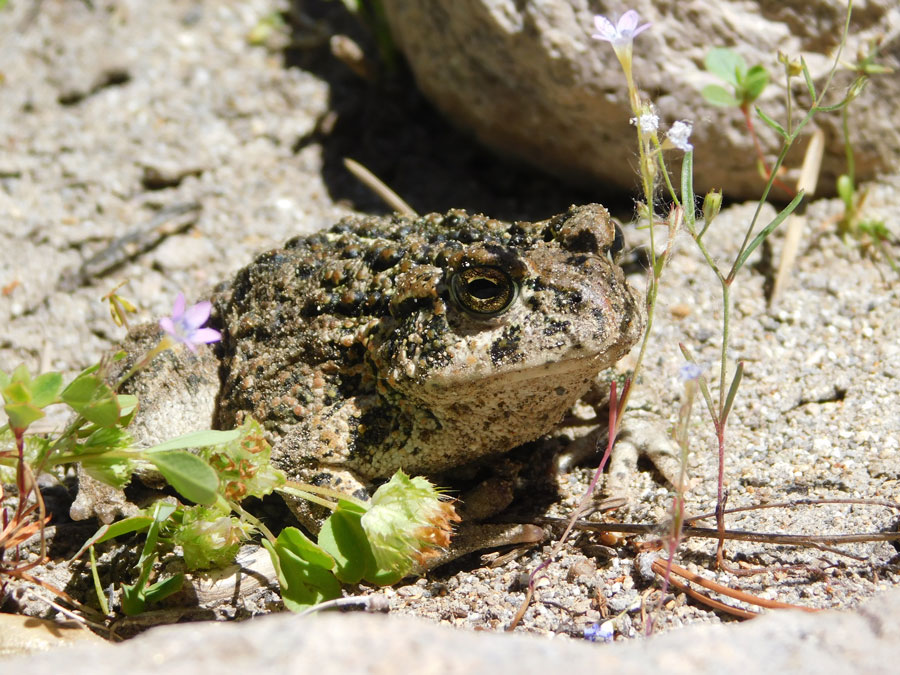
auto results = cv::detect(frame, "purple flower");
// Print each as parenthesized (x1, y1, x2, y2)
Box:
(592, 10, 651, 48)
(679, 362, 703, 382)
(584, 621, 614, 643)
(159, 293, 221, 352)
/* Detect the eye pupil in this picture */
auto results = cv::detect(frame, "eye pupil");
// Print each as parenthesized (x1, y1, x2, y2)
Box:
(466, 277, 501, 300)
(450, 266, 517, 316)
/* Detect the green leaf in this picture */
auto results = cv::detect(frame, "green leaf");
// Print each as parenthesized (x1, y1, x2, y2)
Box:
(680, 344, 718, 423)
(733, 191, 805, 274)
(814, 100, 853, 113)
(755, 106, 787, 139)
(61, 373, 120, 427)
(117, 394, 138, 425)
(721, 362, 744, 424)
(3, 380, 30, 404)
(81, 456, 135, 489)
(141, 573, 185, 606)
(143, 429, 242, 453)
(743, 65, 769, 102)
(30, 372, 62, 407)
(73, 515, 155, 560)
(82, 425, 132, 452)
(3, 401, 44, 430)
(705, 48, 745, 86)
(140, 502, 177, 564)
(263, 531, 341, 613)
(146, 450, 219, 505)
(680, 151, 696, 231)
(121, 502, 177, 616)
(276, 526, 335, 570)
(319, 501, 374, 585)
(800, 56, 816, 100)
(121, 582, 146, 615)
(89, 547, 110, 617)
(701, 84, 740, 107)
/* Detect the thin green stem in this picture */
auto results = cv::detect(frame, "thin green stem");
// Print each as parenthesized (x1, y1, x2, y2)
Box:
(653, 142, 681, 207)
(278, 481, 369, 511)
(115, 338, 172, 390)
(842, 106, 855, 186)
(229, 500, 278, 544)
(729, 1, 854, 282)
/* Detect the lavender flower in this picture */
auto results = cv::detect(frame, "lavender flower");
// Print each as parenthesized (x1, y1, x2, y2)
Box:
(591, 10, 651, 49)
(584, 621, 615, 643)
(679, 363, 703, 382)
(159, 293, 221, 352)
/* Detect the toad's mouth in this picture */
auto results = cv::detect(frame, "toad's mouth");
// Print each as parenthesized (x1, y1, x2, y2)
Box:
(491, 351, 606, 385)
(422, 351, 607, 399)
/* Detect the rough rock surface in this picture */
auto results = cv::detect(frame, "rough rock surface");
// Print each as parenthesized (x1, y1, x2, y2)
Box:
(7, 588, 900, 674)
(381, 0, 900, 199)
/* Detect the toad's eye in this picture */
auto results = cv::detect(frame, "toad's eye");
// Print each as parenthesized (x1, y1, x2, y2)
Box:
(450, 266, 517, 316)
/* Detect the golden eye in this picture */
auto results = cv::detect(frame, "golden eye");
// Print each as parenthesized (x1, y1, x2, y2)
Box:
(450, 266, 517, 316)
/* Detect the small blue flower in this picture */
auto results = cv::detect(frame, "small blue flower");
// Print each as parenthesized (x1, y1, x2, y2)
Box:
(159, 293, 221, 353)
(591, 10, 651, 48)
(679, 363, 703, 381)
(583, 621, 614, 643)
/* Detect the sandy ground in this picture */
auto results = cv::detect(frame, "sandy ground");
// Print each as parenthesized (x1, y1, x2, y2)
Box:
(1, 0, 898, 642)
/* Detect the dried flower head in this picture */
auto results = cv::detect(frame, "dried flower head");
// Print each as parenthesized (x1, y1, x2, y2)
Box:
(361, 471, 460, 573)
(666, 120, 694, 152)
(631, 110, 660, 133)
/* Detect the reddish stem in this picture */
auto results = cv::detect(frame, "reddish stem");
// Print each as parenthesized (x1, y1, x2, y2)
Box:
(740, 104, 796, 197)
(714, 421, 728, 567)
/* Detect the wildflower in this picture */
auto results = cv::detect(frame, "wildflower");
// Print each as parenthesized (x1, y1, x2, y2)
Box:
(584, 621, 615, 643)
(361, 471, 460, 574)
(591, 10, 651, 49)
(591, 10, 651, 95)
(630, 110, 659, 134)
(159, 293, 221, 352)
(666, 120, 694, 152)
(679, 363, 703, 381)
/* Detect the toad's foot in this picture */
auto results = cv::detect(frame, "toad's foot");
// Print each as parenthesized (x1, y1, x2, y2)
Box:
(606, 407, 682, 501)
(556, 383, 682, 503)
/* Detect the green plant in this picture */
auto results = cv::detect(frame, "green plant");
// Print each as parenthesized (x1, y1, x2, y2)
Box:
(1, 293, 458, 616)
(336, 0, 396, 70)
(833, 39, 896, 270)
(517, 3, 876, 637)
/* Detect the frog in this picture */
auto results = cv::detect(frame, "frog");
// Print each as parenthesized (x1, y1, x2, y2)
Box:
(72, 204, 646, 548)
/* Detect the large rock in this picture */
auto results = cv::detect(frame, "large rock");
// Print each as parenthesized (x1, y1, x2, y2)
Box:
(8, 589, 900, 673)
(381, 0, 900, 199)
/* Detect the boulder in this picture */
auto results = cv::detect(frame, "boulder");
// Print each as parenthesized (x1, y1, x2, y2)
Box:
(381, 0, 900, 199)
